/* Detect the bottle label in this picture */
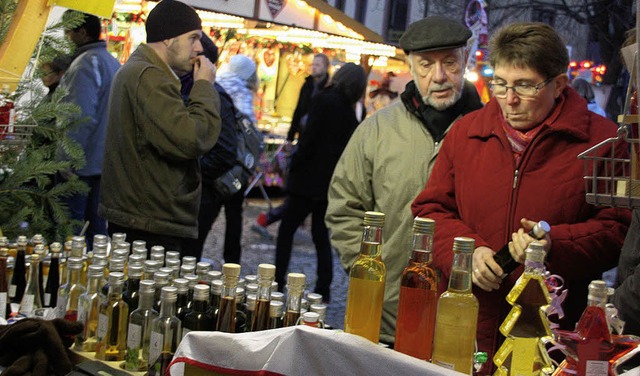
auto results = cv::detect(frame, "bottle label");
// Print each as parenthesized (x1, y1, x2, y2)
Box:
(0, 292, 6, 318)
(55, 295, 68, 318)
(97, 313, 108, 341)
(127, 323, 142, 349)
(77, 304, 87, 326)
(9, 284, 16, 298)
(44, 293, 51, 307)
(20, 294, 34, 314)
(586, 360, 608, 376)
(149, 331, 163, 366)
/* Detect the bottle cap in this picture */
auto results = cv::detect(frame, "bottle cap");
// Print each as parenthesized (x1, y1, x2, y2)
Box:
(184, 274, 198, 287)
(271, 291, 284, 302)
(257, 264, 276, 278)
(206, 270, 222, 281)
(246, 294, 257, 310)
(127, 264, 143, 278)
(0, 248, 8, 257)
(129, 254, 146, 266)
(211, 279, 223, 294)
(222, 263, 241, 277)
(269, 300, 284, 317)
(49, 242, 62, 253)
(131, 239, 146, 250)
(235, 287, 245, 299)
(196, 262, 212, 273)
(193, 284, 209, 300)
(29, 253, 40, 262)
(306, 293, 323, 305)
(474, 352, 488, 364)
(32, 234, 44, 243)
(109, 272, 125, 285)
(92, 254, 108, 266)
(413, 217, 435, 233)
(88, 264, 105, 277)
(150, 246, 164, 256)
(165, 251, 180, 260)
(173, 278, 189, 293)
(244, 274, 257, 284)
(109, 257, 126, 272)
(34, 244, 46, 255)
(588, 280, 608, 301)
(92, 234, 108, 246)
(111, 233, 127, 243)
(68, 257, 83, 269)
(532, 221, 551, 239)
(154, 272, 170, 284)
(159, 267, 173, 276)
(302, 311, 320, 323)
(287, 273, 306, 287)
(246, 283, 258, 294)
(17, 235, 28, 245)
(182, 256, 197, 266)
(166, 259, 181, 268)
(93, 243, 108, 255)
(271, 281, 278, 292)
(453, 237, 475, 253)
(181, 264, 196, 276)
(115, 242, 130, 253)
(161, 286, 178, 301)
(132, 247, 147, 258)
(139, 279, 155, 294)
(363, 211, 385, 227)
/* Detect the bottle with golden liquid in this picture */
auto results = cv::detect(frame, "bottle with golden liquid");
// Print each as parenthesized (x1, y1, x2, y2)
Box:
(283, 273, 306, 327)
(95, 272, 129, 361)
(395, 217, 438, 360)
(56, 257, 86, 321)
(76, 265, 106, 351)
(250, 263, 276, 332)
(431, 237, 479, 374)
(344, 211, 386, 343)
(148, 286, 181, 376)
(494, 241, 553, 375)
(216, 263, 241, 333)
(71, 236, 88, 286)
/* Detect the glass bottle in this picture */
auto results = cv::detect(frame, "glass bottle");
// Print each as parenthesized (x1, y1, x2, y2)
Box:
(494, 241, 553, 375)
(148, 286, 181, 376)
(310, 303, 329, 329)
(76, 265, 106, 351)
(56, 257, 86, 321)
(269, 300, 284, 329)
(216, 263, 241, 333)
(182, 256, 197, 268)
(196, 262, 211, 281)
(165, 251, 180, 262)
(493, 220, 550, 278)
(19, 254, 43, 317)
(126, 280, 158, 372)
(0, 248, 9, 319)
(184, 274, 198, 310)
(33, 244, 46, 304)
(166, 259, 181, 280)
(395, 217, 439, 360)
(102, 257, 125, 297)
(95, 272, 129, 361)
(246, 294, 256, 329)
(111, 232, 127, 253)
(71, 235, 89, 286)
(173, 278, 190, 321)
(43, 244, 61, 308)
(123, 265, 143, 312)
(180, 264, 196, 278)
(235, 287, 247, 333)
(9, 236, 27, 304)
(432, 237, 479, 374)
(209, 279, 223, 321)
(143, 259, 161, 281)
(250, 263, 276, 332)
(344, 211, 386, 343)
(299, 311, 323, 328)
(283, 273, 306, 327)
(153, 272, 170, 312)
(183, 284, 214, 334)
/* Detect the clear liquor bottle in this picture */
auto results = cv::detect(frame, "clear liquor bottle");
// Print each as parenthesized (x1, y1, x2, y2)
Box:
(0, 248, 9, 319)
(33, 244, 46, 304)
(19, 254, 43, 317)
(283, 273, 306, 327)
(56, 257, 86, 321)
(395, 217, 438, 360)
(43, 243, 61, 308)
(344, 211, 386, 343)
(183, 284, 214, 334)
(76, 264, 106, 351)
(71, 235, 88, 286)
(148, 286, 181, 376)
(432, 237, 479, 374)
(216, 263, 241, 333)
(9, 236, 27, 304)
(95, 272, 129, 361)
(250, 264, 276, 332)
(125, 279, 158, 372)
(123, 265, 143, 312)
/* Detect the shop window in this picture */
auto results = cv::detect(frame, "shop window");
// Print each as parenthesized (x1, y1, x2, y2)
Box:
(355, 0, 367, 23)
(386, 0, 408, 44)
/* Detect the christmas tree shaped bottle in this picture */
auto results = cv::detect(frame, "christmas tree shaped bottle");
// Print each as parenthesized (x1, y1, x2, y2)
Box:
(431, 237, 479, 374)
(250, 264, 276, 332)
(95, 272, 129, 361)
(126, 280, 158, 372)
(76, 265, 106, 351)
(493, 241, 553, 375)
(395, 217, 438, 360)
(344, 211, 386, 343)
(148, 286, 182, 376)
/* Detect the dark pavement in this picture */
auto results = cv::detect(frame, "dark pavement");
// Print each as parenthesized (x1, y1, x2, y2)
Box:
(201, 194, 348, 329)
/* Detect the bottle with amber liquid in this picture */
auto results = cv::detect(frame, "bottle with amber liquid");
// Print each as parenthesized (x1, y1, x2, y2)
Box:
(95, 272, 129, 361)
(432, 237, 479, 374)
(43, 244, 61, 308)
(19, 254, 43, 317)
(76, 265, 106, 351)
(56, 257, 86, 321)
(216, 263, 241, 333)
(148, 286, 181, 376)
(126, 280, 158, 372)
(344, 211, 386, 343)
(283, 273, 306, 327)
(250, 263, 276, 332)
(183, 284, 214, 334)
(9, 236, 27, 304)
(0, 248, 9, 319)
(395, 217, 438, 360)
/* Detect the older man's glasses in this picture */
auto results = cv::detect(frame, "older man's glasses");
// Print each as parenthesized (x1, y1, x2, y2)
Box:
(489, 76, 555, 98)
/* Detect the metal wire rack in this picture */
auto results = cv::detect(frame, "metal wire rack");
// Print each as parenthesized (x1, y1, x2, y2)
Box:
(0, 123, 35, 156)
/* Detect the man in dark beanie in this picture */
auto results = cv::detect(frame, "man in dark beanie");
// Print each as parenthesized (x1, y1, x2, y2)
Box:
(326, 16, 483, 345)
(99, 0, 221, 254)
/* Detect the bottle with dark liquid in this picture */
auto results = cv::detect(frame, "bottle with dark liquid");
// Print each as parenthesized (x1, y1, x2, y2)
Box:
(43, 244, 61, 308)
(493, 220, 550, 278)
(251, 263, 276, 332)
(123, 265, 143, 313)
(173, 278, 190, 321)
(283, 273, 306, 327)
(0, 248, 9, 319)
(216, 263, 241, 333)
(95, 272, 129, 361)
(235, 287, 247, 333)
(148, 286, 181, 376)
(126, 279, 158, 372)
(432, 237, 479, 374)
(183, 284, 214, 333)
(344, 211, 386, 343)
(56, 257, 86, 321)
(9, 236, 27, 304)
(395, 217, 438, 361)
(33, 244, 46, 304)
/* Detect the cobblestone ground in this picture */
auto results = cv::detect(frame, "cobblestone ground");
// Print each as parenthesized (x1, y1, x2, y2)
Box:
(202, 196, 347, 329)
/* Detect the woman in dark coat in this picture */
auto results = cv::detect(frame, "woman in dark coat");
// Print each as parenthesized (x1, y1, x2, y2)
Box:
(274, 63, 367, 301)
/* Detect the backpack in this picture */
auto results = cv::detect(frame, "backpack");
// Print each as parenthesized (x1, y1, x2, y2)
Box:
(213, 110, 265, 199)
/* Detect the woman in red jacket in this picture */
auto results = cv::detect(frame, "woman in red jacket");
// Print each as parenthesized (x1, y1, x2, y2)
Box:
(411, 22, 630, 374)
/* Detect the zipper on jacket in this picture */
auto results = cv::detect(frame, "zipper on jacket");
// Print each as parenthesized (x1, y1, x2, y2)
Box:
(512, 169, 519, 189)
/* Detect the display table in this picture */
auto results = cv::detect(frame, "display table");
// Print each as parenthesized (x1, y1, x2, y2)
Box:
(70, 350, 146, 376)
(169, 326, 463, 376)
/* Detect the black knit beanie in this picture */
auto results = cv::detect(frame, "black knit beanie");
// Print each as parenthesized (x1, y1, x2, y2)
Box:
(146, 0, 202, 43)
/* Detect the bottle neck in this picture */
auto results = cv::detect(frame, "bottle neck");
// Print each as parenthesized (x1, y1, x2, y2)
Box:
(448, 250, 473, 292)
(86, 275, 101, 294)
(359, 225, 383, 257)
(126, 277, 140, 294)
(222, 276, 238, 299)
(108, 283, 124, 299)
(257, 276, 274, 300)
(192, 298, 209, 313)
(14, 250, 25, 271)
(68, 268, 82, 285)
(286, 285, 304, 313)
(160, 299, 177, 317)
(411, 232, 433, 263)
(0, 256, 7, 291)
(138, 291, 155, 310)
(27, 260, 40, 288)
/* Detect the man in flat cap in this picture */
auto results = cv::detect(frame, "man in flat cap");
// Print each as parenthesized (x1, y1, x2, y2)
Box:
(326, 16, 483, 345)
(99, 0, 221, 253)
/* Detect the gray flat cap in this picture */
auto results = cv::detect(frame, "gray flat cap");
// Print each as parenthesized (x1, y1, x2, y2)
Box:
(399, 16, 472, 53)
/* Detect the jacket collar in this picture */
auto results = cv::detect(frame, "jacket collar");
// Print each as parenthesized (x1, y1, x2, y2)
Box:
(134, 44, 180, 82)
(72, 40, 108, 60)
(467, 87, 591, 141)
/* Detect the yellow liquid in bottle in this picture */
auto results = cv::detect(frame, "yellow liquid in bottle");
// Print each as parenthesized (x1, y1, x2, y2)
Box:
(431, 286, 478, 374)
(344, 277, 385, 343)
